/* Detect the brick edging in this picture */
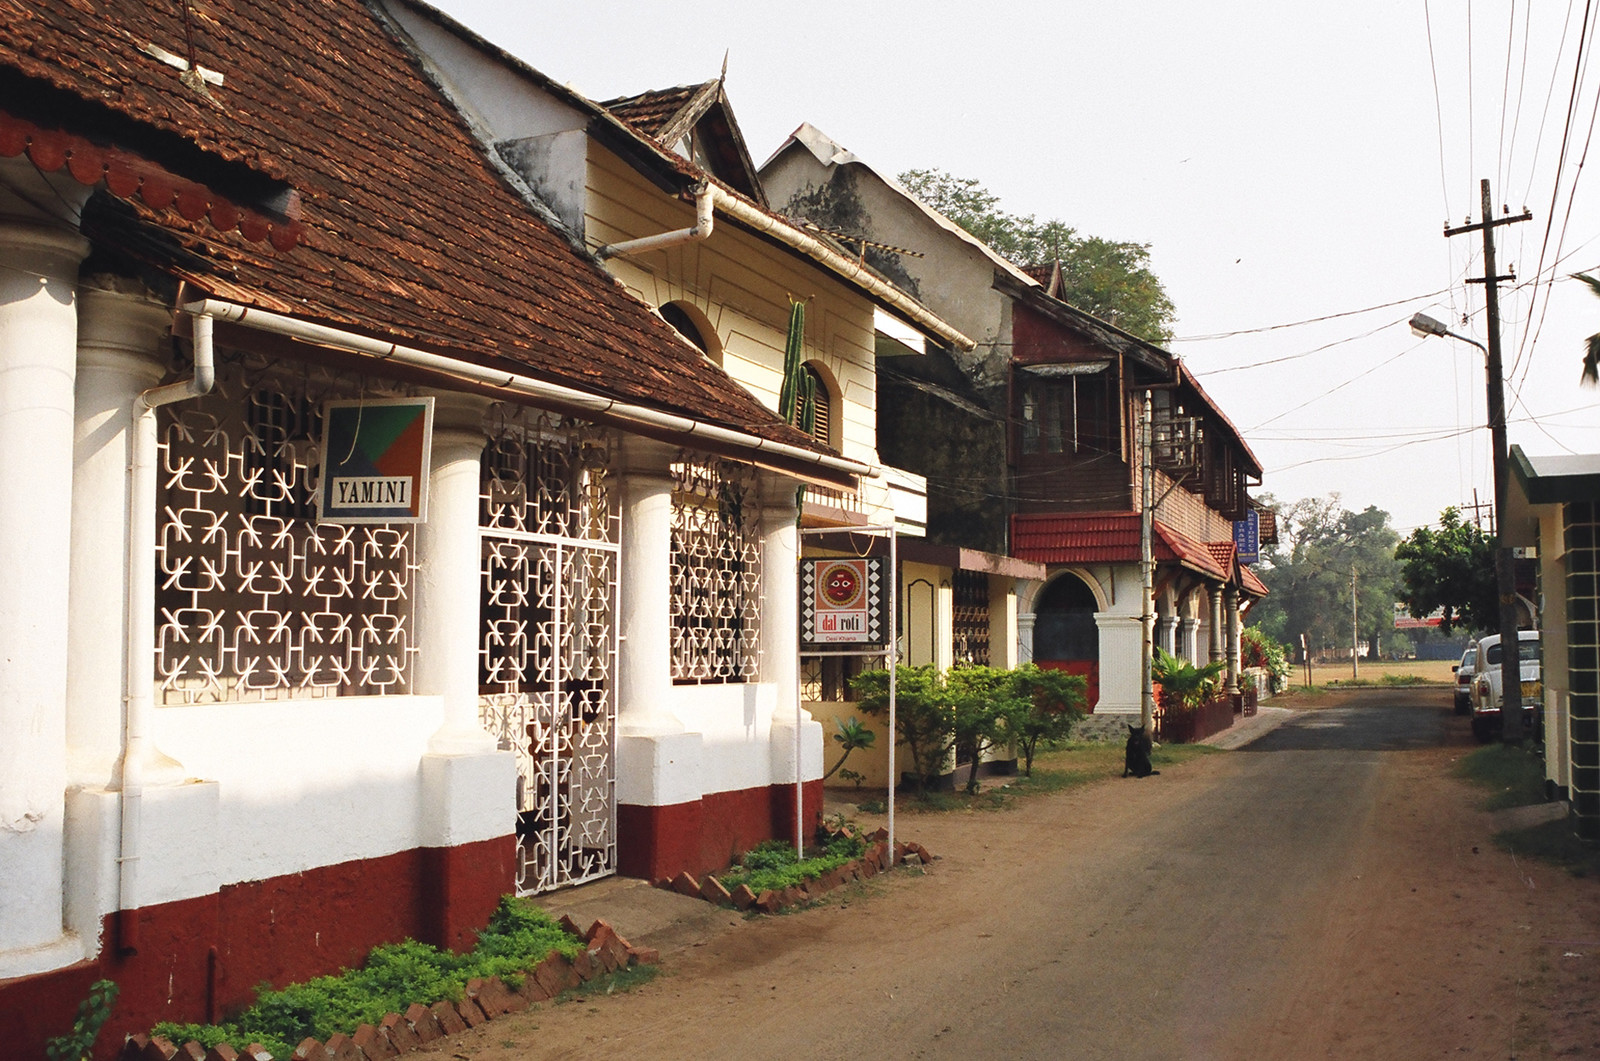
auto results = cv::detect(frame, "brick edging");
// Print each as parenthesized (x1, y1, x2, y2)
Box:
(652, 828, 935, 914)
(120, 918, 658, 1061)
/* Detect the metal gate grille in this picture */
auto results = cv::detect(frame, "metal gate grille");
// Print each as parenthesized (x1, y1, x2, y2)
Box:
(477, 406, 618, 894)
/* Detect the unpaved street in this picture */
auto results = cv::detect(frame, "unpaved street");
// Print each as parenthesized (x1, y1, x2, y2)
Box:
(439, 690, 1600, 1059)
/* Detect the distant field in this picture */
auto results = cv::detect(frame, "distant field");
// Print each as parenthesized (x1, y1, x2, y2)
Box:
(1295, 658, 1456, 686)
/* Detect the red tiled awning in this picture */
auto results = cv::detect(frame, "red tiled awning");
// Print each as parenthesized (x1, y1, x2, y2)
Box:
(0, 108, 301, 250)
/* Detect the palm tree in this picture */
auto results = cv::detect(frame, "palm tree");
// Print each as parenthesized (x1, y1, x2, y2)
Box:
(1576, 272, 1600, 385)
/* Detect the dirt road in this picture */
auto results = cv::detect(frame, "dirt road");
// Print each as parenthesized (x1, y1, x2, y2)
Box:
(438, 689, 1600, 1059)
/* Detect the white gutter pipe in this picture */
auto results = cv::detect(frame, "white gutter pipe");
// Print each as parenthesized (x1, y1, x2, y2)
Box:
(180, 299, 877, 481)
(592, 182, 973, 354)
(596, 182, 715, 260)
(707, 190, 975, 353)
(118, 311, 216, 951)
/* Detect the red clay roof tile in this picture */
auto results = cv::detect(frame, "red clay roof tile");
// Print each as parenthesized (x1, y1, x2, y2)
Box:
(0, 0, 824, 458)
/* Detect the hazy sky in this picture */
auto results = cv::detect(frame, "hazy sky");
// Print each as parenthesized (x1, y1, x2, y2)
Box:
(428, 0, 1600, 534)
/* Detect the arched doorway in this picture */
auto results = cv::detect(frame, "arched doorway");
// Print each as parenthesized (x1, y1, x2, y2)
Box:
(1034, 575, 1100, 709)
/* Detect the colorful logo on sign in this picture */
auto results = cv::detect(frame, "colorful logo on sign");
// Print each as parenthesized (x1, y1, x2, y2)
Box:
(318, 397, 435, 524)
(820, 561, 864, 609)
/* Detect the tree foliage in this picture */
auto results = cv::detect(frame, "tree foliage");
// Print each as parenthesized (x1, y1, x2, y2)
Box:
(1247, 494, 1402, 658)
(897, 168, 1176, 344)
(1395, 506, 1497, 635)
(1576, 271, 1600, 385)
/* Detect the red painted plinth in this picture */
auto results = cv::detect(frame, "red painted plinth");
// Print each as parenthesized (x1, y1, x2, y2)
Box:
(0, 834, 514, 1061)
(618, 780, 824, 881)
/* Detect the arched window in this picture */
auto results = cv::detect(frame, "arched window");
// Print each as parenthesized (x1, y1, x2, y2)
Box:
(795, 361, 835, 449)
(659, 301, 721, 366)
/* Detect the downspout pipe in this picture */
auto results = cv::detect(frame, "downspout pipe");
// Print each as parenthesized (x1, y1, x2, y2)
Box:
(596, 182, 716, 260)
(117, 311, 215, 952)
(180, 298, 877, 481)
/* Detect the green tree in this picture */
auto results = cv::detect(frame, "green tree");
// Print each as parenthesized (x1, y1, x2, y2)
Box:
(1008, 664, 1087, 776)
(1247, 494, 1402, 661)
(1395, 506, 1497, 635)
(897, 168, 1176, 344)
(1576, 272, 1600, 384)
(944, 666, 1019, 795)
(850, 664, 953, 797)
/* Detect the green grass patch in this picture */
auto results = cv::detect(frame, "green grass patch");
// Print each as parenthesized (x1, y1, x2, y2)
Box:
(1494, 817, 1600, 877)
(151, 896, 582, 1058)
(716, 833, 866, 895)
(1455, 743, 1547, 810)
(563, 961, 659, 1000)
(894, 741, 1221, 813)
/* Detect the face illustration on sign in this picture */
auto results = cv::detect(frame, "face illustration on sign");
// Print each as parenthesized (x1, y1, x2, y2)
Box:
(820, 562, 863, 609)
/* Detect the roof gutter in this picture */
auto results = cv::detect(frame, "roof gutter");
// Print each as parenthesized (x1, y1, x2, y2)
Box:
(596, 182, 715, 260)
(180, 299, 876, 481)
(709, 188, 975, 352)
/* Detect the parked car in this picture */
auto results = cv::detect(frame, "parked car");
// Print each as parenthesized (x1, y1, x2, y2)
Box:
(1469, 630, 1541, 743)
(1453, 642, 1477, 715)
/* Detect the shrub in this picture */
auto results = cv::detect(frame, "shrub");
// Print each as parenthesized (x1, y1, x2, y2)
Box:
(1152, 647, 1225, 710)
(850, 664, 953, 796)
(152, 896, 581, 1057)
(716, 833, 867, 896)
(1241, 627, 1292, 692)
(1008, 664, 1087, 776)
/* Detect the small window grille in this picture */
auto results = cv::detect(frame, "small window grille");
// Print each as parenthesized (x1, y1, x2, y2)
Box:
(952, 570, 991, 665)
(670, 455, 762, 683)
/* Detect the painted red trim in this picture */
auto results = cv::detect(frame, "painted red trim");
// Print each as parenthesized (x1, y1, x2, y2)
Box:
(618, 780, 824, 881)
(0, 835, 513, 1061)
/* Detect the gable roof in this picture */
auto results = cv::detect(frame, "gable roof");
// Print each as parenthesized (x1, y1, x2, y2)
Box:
(1010, 511, 1267, 596)
(0, 0, 840, 472)
(601, 78, 766, 206)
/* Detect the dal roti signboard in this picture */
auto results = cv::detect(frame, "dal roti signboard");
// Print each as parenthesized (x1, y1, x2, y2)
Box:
(317, 397, 434, 524)
(801, 558, 885, 645)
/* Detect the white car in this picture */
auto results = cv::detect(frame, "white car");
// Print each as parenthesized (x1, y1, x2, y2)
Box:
(1469, 630, 1541, 743)
(1453, 643, 1477, 716)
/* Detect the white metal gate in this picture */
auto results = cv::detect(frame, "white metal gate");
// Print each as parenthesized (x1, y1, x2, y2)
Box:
(477, 407, 618, 894)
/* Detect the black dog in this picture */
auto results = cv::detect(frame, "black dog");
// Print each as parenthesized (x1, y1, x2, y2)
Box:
(1123, 724, 1160, 778)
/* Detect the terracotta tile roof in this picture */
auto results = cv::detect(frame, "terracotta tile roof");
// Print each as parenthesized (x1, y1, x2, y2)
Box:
(601, 84, 704, 139)
(0, 0, 826, 458)
(1205, 540, 1237, 573)
(1241, 565, 1268, 597)
(1010, 512, 1233, 580)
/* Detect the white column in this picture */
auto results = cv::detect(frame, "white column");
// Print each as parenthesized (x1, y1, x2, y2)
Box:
(417, 395, 497, 755)
(614, 438, 700, 812)
(67, 282, 169, 788)
(415, 395, 515, 851)
(0, 221, 89, 970)
(616, 438, 681, 736)
(1017, 612, 1036, 664)
(1180, 618, 1202, 665)
(1093, 610, 1144, 714)
(989, 577, 1019, 670)
(761, 477, 820, 787)
(1208, 586, 1225, 666)
(1225, 587, 1242, 695)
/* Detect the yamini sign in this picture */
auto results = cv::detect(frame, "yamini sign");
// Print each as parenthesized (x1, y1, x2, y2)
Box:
(318, 397, 434, 523)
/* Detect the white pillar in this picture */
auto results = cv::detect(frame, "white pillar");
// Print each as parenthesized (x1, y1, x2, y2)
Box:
(0, 221, 89, 969)
(614, 438, 701, 816)
(1180, 617, 1202, 665)
(761, 478, 820, 791)
(1208, 586, 1225, 666)
(1225, 587, 1242, 695)
(616, 438, 682, 737)
(417, 395, 497, 755)
(67, 282, 169, 788)
(1017, 612, 1036, 664)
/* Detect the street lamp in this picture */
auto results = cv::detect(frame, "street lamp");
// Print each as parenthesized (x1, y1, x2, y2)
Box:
(1410, 310, 1523, 747)
(1409, 312, 1487, 354)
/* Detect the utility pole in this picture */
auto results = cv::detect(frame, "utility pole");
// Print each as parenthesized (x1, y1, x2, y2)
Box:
(1139, 391, 1156, 733)
(1444, 179, 1531, 747)
(1351, 564, 1359, 680)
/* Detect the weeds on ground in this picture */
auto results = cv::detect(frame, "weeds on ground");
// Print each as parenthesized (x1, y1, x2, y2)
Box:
(1494, 818, 1600, 878)
(716, 833, 866, 895)
(1455, 743, 1547, 810)
(151, 896, 582, 1058)
(562, 962, 659, 1000)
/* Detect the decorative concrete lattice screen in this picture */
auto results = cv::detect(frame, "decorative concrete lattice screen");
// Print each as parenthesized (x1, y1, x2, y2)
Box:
(670, 455, 762, 683)
(478, 405, 618, 894)
(952, 569, 991, 666)
(155, 355, 418, 703)
(1567, 501, 1599, 840)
